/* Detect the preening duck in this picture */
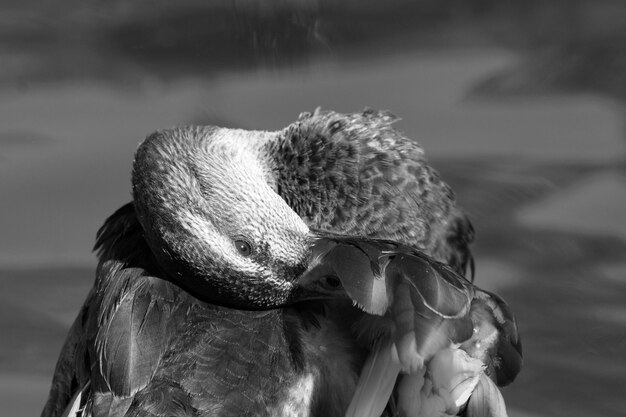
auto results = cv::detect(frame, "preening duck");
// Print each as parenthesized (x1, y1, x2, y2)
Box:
(41, 108, 521, 417)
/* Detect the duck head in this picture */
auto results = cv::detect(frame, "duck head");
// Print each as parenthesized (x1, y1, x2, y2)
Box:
(132, 125, 322, 309)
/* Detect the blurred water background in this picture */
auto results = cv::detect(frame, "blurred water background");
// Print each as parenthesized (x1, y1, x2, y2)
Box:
(1, 1, 625, 416)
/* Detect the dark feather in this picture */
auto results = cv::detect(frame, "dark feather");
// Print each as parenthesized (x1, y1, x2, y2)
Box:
(93, 202, 157, 274)
(95, 276, 172, 396)
(474, 290, 523, 386)
(41, 294, 94, 417)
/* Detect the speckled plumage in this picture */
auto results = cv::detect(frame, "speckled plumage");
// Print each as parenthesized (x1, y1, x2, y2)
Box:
(267, 108, 473, 273)
(42, 108, 478, 417)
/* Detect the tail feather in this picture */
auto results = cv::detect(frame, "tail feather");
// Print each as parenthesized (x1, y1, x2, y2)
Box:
(60, 381, 91, 417)
(345, 343, 402, 417)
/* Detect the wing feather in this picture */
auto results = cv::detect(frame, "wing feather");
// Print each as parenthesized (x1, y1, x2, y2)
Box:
(345, 343, 402, 417)
(94, 271, 184, 398)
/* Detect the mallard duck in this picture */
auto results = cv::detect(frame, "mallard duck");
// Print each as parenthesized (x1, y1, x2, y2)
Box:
(41, 109, 520, 417)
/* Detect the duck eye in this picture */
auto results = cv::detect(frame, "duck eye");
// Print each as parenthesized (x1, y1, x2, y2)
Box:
(234, 239, 253, 257)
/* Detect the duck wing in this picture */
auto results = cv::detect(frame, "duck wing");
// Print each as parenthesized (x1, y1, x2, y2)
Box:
(299, 236, 521, 417)
(42, 204, 196, 417)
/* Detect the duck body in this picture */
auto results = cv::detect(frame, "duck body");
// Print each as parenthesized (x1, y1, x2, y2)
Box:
(94, 291, 356, 417)
(46, 204, 363, 417)
(42, 108, 488, 417)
